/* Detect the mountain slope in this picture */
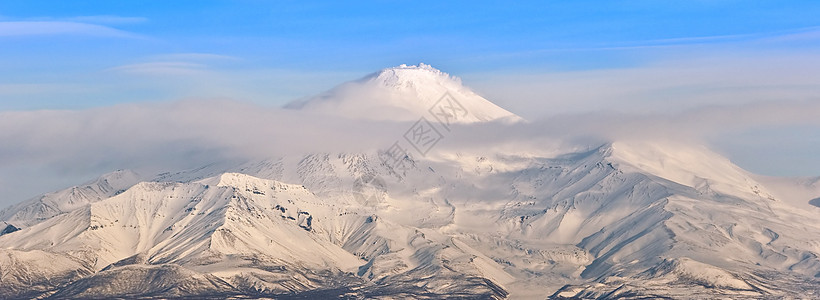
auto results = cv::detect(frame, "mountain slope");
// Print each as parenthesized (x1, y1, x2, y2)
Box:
(3, 141, 818, 298)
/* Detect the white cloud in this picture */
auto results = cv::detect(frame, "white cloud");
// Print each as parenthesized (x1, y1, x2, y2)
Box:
(465, 53, 820, 120)
(0, 96, 818, 207)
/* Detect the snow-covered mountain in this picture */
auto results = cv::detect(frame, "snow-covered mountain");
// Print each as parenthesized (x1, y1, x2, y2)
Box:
(285, 63, 522, 123)
(1, 65, 820, 299)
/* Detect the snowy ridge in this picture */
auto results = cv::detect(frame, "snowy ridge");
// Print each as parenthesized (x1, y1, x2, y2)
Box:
(0, 170, 141, 229)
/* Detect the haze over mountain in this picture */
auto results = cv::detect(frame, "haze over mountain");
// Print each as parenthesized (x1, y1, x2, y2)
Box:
(1, 64, 820, 299)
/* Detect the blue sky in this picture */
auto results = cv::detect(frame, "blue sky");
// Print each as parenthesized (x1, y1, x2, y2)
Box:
(1, 0, 820, 184)
(2, 1, 820, 109)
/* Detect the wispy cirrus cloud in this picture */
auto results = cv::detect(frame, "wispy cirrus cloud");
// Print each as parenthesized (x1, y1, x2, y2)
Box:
(0, 21, 141, 38)
(760, 26, 820, 43)
(0, 83, 93, 95)
(7, 14, 148, 25)
(148, 53, 242, 62)
(59, 15, 148, 25)
(108, 62, 209, 75)
(108, 53, 242, 76)
(0, 14, 146, 38)
(480, 25, 820, 62)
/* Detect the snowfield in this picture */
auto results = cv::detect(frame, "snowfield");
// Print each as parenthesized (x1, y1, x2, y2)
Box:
(1, 64, 819, 299)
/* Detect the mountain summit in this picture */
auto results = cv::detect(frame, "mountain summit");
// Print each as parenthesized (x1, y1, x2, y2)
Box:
(285, 63, 522, 123)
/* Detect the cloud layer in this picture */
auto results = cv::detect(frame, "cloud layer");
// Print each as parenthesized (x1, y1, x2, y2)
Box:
(1, 95, 818, 207)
